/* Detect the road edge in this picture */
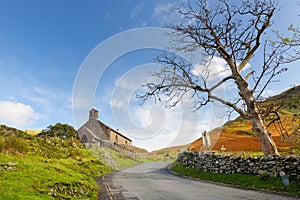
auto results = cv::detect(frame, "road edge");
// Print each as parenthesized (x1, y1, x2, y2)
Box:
(96, 173, 116, 200)
(167, 163, 300, 199)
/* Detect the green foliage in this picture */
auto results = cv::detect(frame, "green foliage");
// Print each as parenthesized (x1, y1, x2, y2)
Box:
(38, 123, 76, 139)
(172, 164, 300, 196)
(288, 24, 298, 32)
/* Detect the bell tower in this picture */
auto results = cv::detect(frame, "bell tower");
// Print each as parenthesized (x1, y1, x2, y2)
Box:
(89, 108, 99, 120)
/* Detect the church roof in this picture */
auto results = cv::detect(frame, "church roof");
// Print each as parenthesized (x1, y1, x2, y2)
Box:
(98, 120, 132, 142)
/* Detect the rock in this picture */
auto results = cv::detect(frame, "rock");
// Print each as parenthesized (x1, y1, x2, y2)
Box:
(266, 161, 276, 165)
(293, 162, 299, 166)
(258, 170, 266, 175)
(6, 162, 17, 166)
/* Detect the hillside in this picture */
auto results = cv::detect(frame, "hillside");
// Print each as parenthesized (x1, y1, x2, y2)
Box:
(140, 144, 190, 162)
(23, 129, 41, 136)
(0, 124, 140, 199)
(190, 85, 300, 155)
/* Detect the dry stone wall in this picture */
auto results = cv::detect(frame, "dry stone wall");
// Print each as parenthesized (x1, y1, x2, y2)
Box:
(176, 152, 300, 179)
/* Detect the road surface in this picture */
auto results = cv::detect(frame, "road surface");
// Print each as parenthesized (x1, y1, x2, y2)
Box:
(97, 162, 298, 200)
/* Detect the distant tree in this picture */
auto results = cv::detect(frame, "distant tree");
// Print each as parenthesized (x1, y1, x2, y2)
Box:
(38, 123, 76, 139)
(138, 0, 300, 155)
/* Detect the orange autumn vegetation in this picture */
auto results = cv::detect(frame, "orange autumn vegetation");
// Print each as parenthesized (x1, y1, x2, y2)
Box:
(190, 86, 300, 154)
(190, 118, 299, 154)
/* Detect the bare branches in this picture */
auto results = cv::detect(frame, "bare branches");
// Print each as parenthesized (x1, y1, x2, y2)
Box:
(237, 3, 275, 72)
(136, 0, 300, 155)
(138, 0, 299, 124)
(137, 53, 210, 108)
(209, 76, 233, 91)
(209, 94, 249, 118)
(173, 0, 276, 67)
(252, 26, 300, 100)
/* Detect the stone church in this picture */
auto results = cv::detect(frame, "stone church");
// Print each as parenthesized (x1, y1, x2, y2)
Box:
(77, 108, 132, 146)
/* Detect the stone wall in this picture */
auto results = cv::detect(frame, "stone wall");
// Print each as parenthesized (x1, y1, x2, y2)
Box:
(176, 152, 300, 179)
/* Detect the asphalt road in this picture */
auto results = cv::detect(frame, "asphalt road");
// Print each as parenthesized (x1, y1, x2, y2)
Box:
(98, 162, 298, 200)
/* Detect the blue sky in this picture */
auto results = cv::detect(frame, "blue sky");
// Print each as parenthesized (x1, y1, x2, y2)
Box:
(0, 0, 299, 151)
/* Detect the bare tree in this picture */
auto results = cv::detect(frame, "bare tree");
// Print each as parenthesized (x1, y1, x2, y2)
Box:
(138, 0, 300, 155)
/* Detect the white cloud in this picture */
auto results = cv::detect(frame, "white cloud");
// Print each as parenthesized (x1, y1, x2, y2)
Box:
(154, 3, 174, 16)
(192, 56, 252, 83)
(34, 86, 58, 99)
(111, 98, 126, 109)
(192, 56, 230, 81)
(129, 2, 148, 27)
(0, 101, 40, 127)
(23, 86, 62, 109)
(130, 2, 144, 20)
(152, 2, 180, 26)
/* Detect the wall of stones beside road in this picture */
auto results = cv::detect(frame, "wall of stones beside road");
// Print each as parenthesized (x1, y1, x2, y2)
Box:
(176, 152, 299, 179)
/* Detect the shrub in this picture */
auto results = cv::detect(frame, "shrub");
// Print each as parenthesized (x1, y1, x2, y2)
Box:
(37, 123, 76, 139)
(4, 136, 29, 154)
(0, 137, 4, 153)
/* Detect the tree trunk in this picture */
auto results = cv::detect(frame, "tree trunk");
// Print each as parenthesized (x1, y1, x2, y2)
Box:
(250, 115, 279, 156)
(235, 80, 279, 156)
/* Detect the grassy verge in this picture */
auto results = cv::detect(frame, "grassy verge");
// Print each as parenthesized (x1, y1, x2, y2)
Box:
(171, 164, 300, 196)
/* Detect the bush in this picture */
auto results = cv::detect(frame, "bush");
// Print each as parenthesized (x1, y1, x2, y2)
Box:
(38, 123, 76, 139)
(3, 137, 29, 154)
(0, 137, 4, 153)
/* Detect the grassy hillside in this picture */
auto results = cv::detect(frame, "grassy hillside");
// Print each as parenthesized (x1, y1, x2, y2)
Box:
(190, 86, 300, 155)
(23, 129, 41, 136)
(0, 125, 113, 199)
(138, 144, 190, 163)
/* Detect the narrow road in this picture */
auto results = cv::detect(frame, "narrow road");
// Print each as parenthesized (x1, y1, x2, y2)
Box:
(98, 162, 298, 200)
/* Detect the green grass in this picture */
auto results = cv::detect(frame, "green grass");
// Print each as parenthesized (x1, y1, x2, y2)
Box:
(136, 147, 181, 163)
(171, 164, 300, 196)
(103, 147, 139, 169)
(137, 153, 176, 163)
(0, 153, 111, 199)
(0, 125, 112, 199)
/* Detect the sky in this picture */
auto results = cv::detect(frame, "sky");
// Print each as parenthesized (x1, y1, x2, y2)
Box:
(0, 0, 299, 151)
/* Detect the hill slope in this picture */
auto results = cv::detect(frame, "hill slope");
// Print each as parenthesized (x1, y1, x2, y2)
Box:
(190, 86, 300, 154)
(0, 125, 140, 199)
